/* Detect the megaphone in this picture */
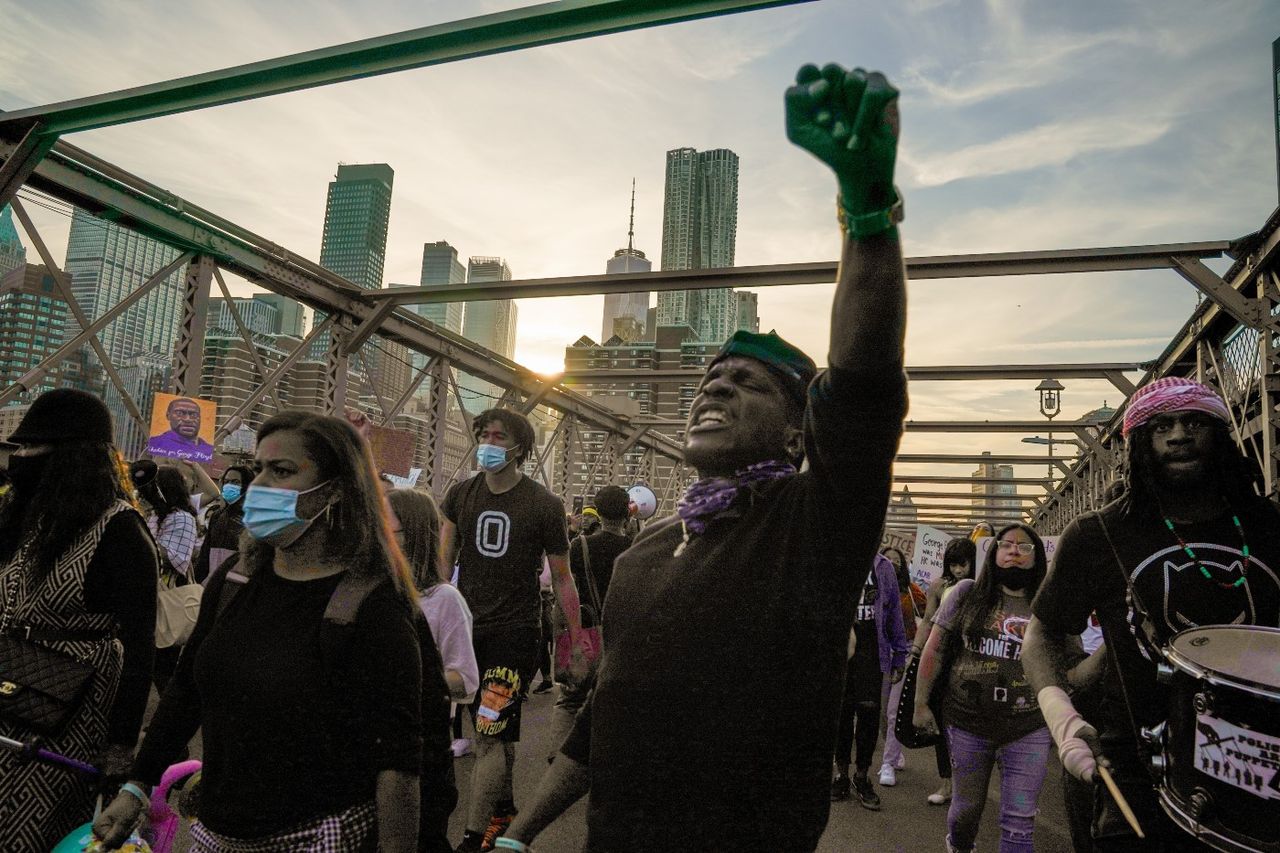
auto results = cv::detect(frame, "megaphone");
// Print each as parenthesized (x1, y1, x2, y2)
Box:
(627, 484, 658, 520)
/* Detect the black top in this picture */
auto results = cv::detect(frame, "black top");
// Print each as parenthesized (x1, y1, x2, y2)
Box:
(561, 365, 907, 852)
(82, 511, 158, 746)
(133, 563, 422, 837)
(442, 474, 568, 635)
(569, 530, 631, 615)
(1032, 499, 1280, 743)
(192, 504, 243, 584)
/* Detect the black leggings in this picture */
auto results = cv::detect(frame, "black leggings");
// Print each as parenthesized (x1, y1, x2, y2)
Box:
(835, 658, 882, 772)
(935, 725, 952, 779)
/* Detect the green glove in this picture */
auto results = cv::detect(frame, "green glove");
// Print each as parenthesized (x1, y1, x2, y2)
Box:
(785, 63, 901, 238)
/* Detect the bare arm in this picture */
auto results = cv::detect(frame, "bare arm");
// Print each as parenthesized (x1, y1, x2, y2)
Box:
(912, 621, 949, 727)
(1023, 616, 1084, 696)
(1025, 617, 1108, 781)
(375, 768, 419, 853)
(506, 754, 590, 846)
(909, 581, 944, 656)
(179, 459, 220, 503)
(437, 519, 457, 582)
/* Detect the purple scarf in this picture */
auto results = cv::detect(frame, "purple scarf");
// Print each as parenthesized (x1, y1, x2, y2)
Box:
(677, 460, 798, 535)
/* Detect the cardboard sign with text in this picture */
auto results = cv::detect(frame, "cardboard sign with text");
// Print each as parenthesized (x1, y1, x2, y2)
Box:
(366, 425, 415, 477)
(910, 525, 952, 589)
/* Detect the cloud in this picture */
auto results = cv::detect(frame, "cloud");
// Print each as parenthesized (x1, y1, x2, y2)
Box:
(902, 115, 1172, 188)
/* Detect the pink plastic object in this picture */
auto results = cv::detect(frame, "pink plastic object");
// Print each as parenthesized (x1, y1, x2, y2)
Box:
(147, 759, 202, 853)
(554, 626, 602, 676)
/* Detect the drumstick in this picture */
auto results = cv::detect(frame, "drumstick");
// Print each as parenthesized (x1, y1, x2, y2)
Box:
(1096, 765, 1144, 839)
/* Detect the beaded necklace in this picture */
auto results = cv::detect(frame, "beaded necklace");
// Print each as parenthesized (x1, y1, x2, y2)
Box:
(1161, 513, 1248, 588)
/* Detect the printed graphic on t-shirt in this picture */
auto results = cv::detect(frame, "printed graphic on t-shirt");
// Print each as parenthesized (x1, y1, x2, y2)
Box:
(954, 608, 1034, 713)
(1194, 714, 1280, 801)
(856, 571, 877, 623)
(1127, 543, 1280, 644)
(963, 613, 1029, 665)
(475, 664, 522, 736)
(476, 510, 511, 558)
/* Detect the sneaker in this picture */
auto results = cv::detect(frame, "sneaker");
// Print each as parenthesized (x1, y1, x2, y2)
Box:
(927, 789, 952, 805)
(451, 738, 473, 758)
(532, 679, 553, 694)
(878, 763, 897, 787)
(853, 776, 882, 810)
(945, 835, 975, 853)
(480, 811, 515, 851)
(896, 754, 906, 770)
(453, 832, 483, 853)
(830, 773, 851, 801)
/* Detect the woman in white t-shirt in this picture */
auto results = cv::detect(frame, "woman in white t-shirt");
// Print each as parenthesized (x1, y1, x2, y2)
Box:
(388, 488, 478, 853)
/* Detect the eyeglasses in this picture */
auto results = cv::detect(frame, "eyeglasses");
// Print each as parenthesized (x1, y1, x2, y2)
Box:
(1147, 414, 1214, 436)
(996, 540, 1035, 556)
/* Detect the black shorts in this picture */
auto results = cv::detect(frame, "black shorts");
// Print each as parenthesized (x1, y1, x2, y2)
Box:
(470, 626, 541, 743)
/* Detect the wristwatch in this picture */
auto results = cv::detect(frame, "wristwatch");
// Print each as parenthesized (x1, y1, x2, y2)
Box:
(838, 187, 904, 239)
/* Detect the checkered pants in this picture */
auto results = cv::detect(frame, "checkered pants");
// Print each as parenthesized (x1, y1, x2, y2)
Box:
(187, 800, 377, 852)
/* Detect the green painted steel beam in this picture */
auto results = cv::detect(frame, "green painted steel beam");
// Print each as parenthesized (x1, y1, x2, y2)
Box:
(0, 0, 812, 137)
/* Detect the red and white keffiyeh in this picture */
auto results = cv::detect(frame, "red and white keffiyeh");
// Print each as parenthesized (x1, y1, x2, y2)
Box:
(1122, 376, 1230, 438)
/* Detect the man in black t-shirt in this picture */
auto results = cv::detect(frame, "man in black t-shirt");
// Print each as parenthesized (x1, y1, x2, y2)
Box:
(1026, 377, 1280, 851)
(505, 63, 908, 852)
(439, 408, 588, 852)
(545, 484, 634, 761)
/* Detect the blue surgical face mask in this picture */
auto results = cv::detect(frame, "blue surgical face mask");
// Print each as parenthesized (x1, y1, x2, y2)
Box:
(220, 483, 243, 504)
(475, 443, 513, 473)
(242, 480, 332, 549)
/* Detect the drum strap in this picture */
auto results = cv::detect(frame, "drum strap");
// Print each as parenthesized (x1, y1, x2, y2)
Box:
(1091, 510, 1162, 784)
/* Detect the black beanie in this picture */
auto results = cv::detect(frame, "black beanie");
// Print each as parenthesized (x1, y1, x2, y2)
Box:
(8, 388, 114, 445)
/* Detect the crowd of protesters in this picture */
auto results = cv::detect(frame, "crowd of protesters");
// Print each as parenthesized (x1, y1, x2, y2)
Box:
(0, 61, 1273, 853)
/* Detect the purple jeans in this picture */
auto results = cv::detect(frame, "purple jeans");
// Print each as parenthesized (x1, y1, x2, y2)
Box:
(946, 725, 1051, 853)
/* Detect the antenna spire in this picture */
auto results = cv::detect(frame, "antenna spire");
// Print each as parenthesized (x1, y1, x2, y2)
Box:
(627, 178, 636, 253)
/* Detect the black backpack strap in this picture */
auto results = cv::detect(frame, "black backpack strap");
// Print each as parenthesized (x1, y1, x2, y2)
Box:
(212, 552, 254, 623)
(323, 572, 387, 626)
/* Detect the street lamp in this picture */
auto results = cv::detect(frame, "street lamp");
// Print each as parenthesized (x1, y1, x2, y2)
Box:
(1036, 378, 1065, 479)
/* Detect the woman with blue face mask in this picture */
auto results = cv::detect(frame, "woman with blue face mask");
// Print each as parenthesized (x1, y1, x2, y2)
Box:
(95, 412, 424, 852)
(191, 464, 254, 584)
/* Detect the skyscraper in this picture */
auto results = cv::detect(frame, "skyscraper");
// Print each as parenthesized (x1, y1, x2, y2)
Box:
(252, 293, 305, 337)
(656, 147, 739, 342)
(0, 264, 69, 399)
(459, 256, 516, 410)
(735, 291, 760, 334)
(63, 207, 187, 377)
(602, 180, 651, 343)
(417, 241, 466, 334)
(971, 451, 1021, 523)
(309, 163, 408, 400)
(0, 204, 26, 279)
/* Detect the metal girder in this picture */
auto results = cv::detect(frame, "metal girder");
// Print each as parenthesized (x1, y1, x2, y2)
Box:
(214, 316, 336, 440)
(384, 357, 438, 426)
(172, 255, 214, 396)
(343, 301, 399, 355)
(902, 420, 1096, 433)
(324, 319, 352, 415)
(895, 453, 1078, 469)
(562, 362, 1144, 390)
(0, 1, 810, 137)
(212, 267, 286, 413)
(1169, 256, 1279, 333)
(4, 197, 190, 429)
(892, 491, 1040, 502)
(0, 121, 56, 211)
(352, 350, 392, 420)
(6, 141, 686, 463)
(518, 378, 558, 415)
(894, 476, 1054, 487)
(373, 242, 1230, 304)
(424, 358, 452, 493)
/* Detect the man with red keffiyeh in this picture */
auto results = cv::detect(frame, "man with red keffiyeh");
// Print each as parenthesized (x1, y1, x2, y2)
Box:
(500, 62, 909, 853)
(1026, 376, 1280, 852)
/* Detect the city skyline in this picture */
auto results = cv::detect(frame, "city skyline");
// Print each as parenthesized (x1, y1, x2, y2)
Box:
(3, 0, 1277, 478)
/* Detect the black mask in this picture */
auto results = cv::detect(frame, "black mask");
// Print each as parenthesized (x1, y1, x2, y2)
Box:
(994, 566, 1032, 591)
(6, 454, 51, 497)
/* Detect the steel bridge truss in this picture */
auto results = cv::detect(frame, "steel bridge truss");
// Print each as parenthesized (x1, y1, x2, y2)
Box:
(1, 0, 1276, 528)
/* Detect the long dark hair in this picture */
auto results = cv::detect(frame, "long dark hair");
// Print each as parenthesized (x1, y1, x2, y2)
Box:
(942, 537, 977, 586)
(880, 546, 910, 593)
(952, 523, 1047, 649)
(387, 489, 442, 593)
(1119, 419, 1260, 521)
(0, 441, 132, 577)
(241, 412, 416, 603)
(139, 466, 195, 526)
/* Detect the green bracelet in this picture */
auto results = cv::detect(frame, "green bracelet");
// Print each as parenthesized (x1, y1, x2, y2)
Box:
(493, 839, 531, 852)
(120, 782, 150, 809)
(837, 188, 904, 240)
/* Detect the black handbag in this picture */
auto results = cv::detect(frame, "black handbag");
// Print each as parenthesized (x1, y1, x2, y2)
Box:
(0, 632, 96, 736)
(893, 652, 943, 749)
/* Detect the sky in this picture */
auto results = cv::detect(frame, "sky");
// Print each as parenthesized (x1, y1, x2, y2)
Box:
(3, 0, 1278, 511)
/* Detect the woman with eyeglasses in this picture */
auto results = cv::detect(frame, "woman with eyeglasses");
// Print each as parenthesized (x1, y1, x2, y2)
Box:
(912, 523, 1051, 853)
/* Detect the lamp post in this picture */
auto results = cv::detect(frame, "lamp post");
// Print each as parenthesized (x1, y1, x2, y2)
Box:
(1036, 378, 1065, 480)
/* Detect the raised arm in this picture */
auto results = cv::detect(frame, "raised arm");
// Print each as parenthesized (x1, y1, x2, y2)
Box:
(785, 64, 905, 374)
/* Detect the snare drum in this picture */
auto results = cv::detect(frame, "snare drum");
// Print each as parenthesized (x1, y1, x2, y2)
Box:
(1147, 625, 1280, 853)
